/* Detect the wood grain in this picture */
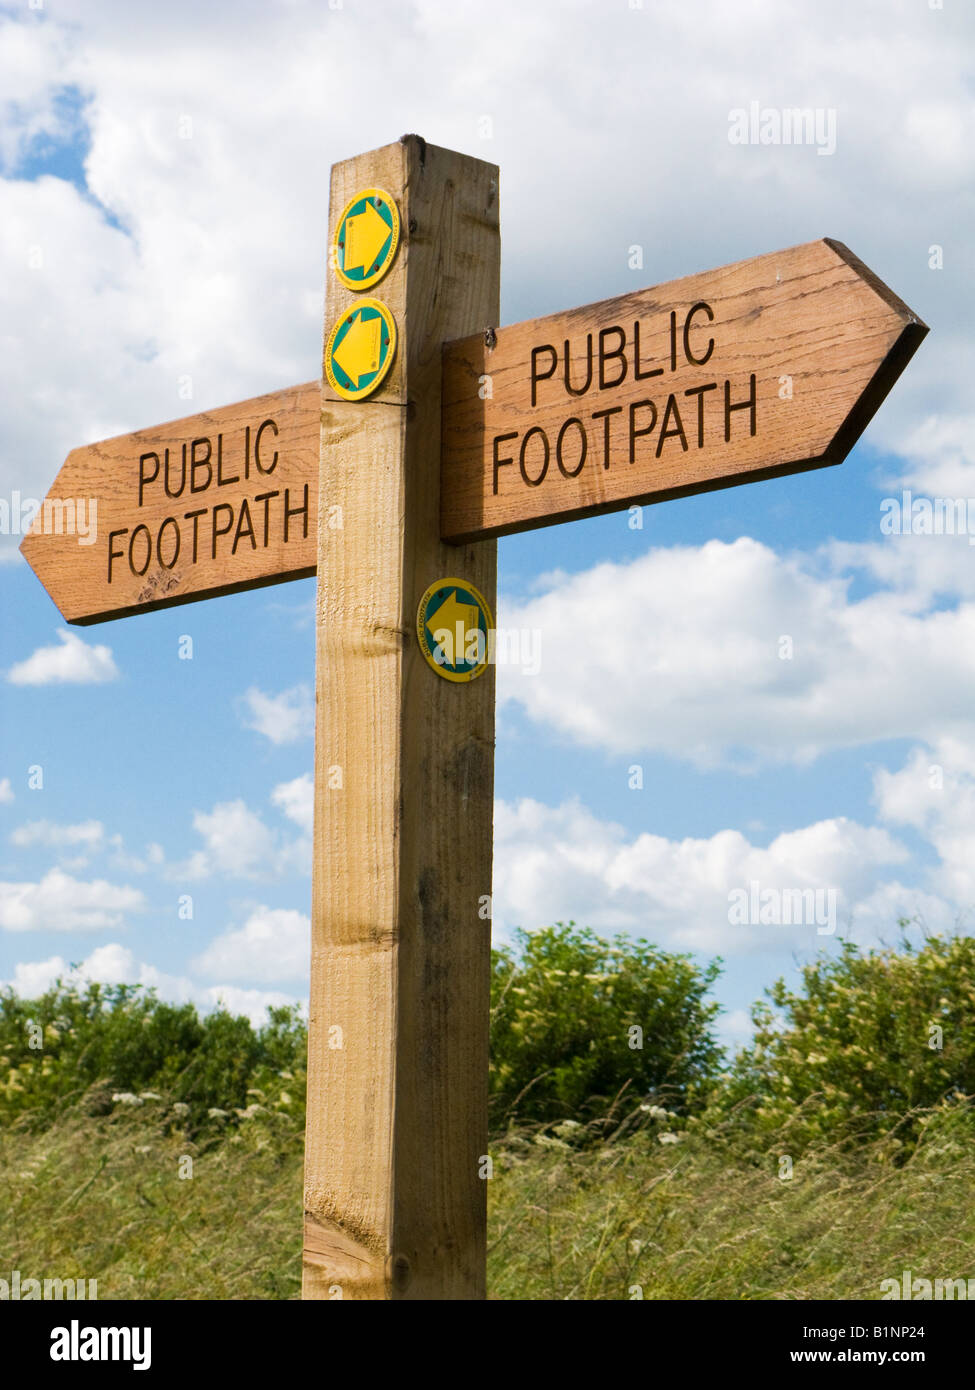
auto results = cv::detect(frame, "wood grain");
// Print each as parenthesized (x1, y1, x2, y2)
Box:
(303, 136, 500, 1301)
(19, 382, 319, 624)
(441, 238, 927, 541)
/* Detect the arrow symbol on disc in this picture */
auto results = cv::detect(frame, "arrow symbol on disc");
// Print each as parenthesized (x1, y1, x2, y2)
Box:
(427, 589, 481, 663)
(332, 310, 382, 387)
(343, 200, 390, 274)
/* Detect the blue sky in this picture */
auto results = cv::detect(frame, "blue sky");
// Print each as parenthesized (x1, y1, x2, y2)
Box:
(2, 0, 973, 1049)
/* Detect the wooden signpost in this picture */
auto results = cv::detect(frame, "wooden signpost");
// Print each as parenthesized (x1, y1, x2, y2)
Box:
(19, 382, 319, 624)
(441, 239, 926, 542)
(19, 135, 928, 1300)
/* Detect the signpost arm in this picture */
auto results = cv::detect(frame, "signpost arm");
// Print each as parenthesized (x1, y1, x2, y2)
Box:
(302, 136, 501, 1300)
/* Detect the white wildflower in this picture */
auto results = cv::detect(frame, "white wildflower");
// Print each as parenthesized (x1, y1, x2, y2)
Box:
(234, 1103, 267, 1120)
(640, 1104, 668, 1120)
(552, 1120, 582, 1139)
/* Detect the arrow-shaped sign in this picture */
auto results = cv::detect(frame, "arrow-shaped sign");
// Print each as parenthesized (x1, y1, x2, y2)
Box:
(440, 238, 928, 542)
(343, 199, 392, 276)
(19, 381, 319, 625)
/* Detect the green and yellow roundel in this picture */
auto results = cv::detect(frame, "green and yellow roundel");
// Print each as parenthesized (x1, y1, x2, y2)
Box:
(416, 577, 494, 683)
(324, 298, 397, 402)
(332, 188, 400, 291)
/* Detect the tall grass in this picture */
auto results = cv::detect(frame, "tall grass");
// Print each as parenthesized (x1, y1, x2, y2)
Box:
(0, 1093, 304, 1300)
(2, 1088, 972, 1300)
(487, 1104, 975, 1300)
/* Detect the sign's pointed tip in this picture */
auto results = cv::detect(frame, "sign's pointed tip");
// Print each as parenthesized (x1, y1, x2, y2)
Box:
(824, 237, 930, 333)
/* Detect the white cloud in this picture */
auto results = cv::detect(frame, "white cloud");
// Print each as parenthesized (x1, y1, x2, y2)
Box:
(0, 778, 13, 804)
(874, 736, 975, 916)
(8, 820, 165, 874)
(11, 818, 104, 851)
(177, 792, 310, 880)
(0, 943, 170, 998)
(828, 531, 975, 607)
(271, 773, 313, 834)
(838, 878, 956, 942)
(0, 174, 145, 570)
(79, 941, 152, 985)
(180, 799, 276, 880)
(193, 905, 310, 984)
(902, 101, 973, 186)
(0, 867, 144, 931)
(240, 685, 314, 745)
(498, 538, 975, 769)
(492, 796, 914, 955)
(105, 832, 165, 874)
(7, 629, 118, 685)
(79, 941, 297, 1023)
(0, 17, 77, 171)
(5, 953, 69, 997)
(76, 942, 205, 1005)
(884, 412, 975, 501)
(1, 942, 295, 1026)
(198, 985, 298, 1028)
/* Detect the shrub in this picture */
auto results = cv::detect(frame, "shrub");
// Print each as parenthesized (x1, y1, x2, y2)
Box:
(703, 930, 975, 1154)
(489, 922, 722, 1127)
(0, 981, 307, 1130)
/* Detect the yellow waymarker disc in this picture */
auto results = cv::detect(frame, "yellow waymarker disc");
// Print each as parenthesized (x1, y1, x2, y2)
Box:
(416, 577, 494, 683)
(324, 298, 397, 401)
(332, 187, 400, 291)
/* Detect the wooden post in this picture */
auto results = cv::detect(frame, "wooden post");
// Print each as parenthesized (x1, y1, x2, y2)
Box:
(302, 137, 501, 1300)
